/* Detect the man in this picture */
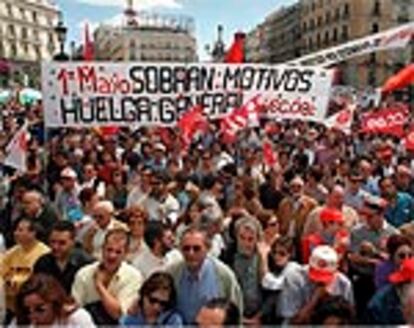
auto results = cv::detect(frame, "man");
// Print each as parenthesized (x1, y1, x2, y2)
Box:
(54, 167, 82, 222)
(1, 218, 50, 314)
(166, 227, 243, 324)
(277, 176, 318, 239)
(348, 195, 399, 318)
(20, 190, 60, 243)
(132, 221, 180, 278)
(196, 298, 241, 328)
(344, 170, 370, 211)
(303, 184, 360, 236)
(286, 246, 354, 324)
(33, 220, 94, 293)
(83, 200, 127, 260)
(72, 228, 143, 324)
(379, 176, 414, 228)
(221, 216, 263, 322)
(359, 158, 380, 196)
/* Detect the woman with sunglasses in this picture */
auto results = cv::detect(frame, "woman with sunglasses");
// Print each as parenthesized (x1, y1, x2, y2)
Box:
(375, 234, 413, 290)
(258, 236, 302, 324)
(120, 272, 183, 327)
(11, 273, 95, 327)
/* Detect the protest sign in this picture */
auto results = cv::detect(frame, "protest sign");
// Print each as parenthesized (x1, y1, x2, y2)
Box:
(42, 62, 333, 127)
(360, 104, 409, 137)
(288, 22, 414, 68)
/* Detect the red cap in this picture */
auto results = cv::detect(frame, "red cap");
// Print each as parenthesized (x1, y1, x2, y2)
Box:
(320, 208, 344, 224)
(389, 258, 414, 284)
(308, 245, 338, 285)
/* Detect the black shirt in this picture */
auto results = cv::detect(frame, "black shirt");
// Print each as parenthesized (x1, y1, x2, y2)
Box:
(33, 246, 95, 293)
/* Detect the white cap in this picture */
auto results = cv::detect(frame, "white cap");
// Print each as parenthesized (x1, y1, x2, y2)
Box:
(61, 167, 77, 179)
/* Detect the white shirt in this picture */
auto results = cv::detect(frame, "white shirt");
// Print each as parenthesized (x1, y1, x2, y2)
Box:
(72, 261, 143, 315)
(91, 220, 119, 260)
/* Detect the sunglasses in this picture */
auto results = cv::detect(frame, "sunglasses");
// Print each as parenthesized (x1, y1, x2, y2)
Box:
(397, 252, 413, 260)
(148, 296, 169, 308)
(182, 245, 202, 253)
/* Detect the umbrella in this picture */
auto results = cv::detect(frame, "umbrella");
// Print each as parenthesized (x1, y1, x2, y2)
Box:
(19, 88, 42, 105)
(0, 89, 11, 104)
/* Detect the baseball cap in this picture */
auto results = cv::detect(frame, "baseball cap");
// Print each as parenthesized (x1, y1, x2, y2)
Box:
(308, 245, 338, 285)
(320, 207, 344, 224)
(363, 194, 388, 212)
(389, 258, 414, 284)
(61, 167, 77, 179)
(154, 142, 166, 152)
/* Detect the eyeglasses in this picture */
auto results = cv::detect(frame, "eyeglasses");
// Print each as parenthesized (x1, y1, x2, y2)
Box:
(182, 245, 202, 253)
(397, 252, 413, 260)
(148, 296, 169, 308)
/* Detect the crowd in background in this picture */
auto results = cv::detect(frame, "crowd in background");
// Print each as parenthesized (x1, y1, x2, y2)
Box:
(1, 91, 414, 327)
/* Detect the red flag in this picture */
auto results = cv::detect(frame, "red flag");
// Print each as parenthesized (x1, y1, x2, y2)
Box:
(177, 105, 207, 150)
(224, 32, 245, 63)
(4, 123, 29, 172)
(263, 140, 277, 167)
(382, 64, 414, 94)
(83, 22, 94, 61)
(98, 125, 119, 136)
(405, 127, 414, 152)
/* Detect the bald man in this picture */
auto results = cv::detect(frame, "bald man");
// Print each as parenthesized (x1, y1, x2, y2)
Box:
(83, 200, 128, 260)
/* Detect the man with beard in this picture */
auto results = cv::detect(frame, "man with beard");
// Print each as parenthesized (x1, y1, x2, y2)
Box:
(379, 176, 414, 228)
(131, 221, 181, 278)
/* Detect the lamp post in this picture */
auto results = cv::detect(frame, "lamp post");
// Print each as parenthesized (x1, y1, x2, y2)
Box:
(54, 12, 69, 61)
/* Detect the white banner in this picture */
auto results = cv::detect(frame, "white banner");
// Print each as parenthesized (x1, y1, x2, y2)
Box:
(42, 62, 333, 127)
(288, 22, 414, 67)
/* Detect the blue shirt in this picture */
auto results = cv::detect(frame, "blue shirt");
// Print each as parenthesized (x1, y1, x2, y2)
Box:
(177, 258, 219, 324)
(120, 309, 183, 327)
(384, 192, 414, 228)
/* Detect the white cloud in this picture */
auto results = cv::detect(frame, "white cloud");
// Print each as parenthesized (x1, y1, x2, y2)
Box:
(75, 0, 182, 9)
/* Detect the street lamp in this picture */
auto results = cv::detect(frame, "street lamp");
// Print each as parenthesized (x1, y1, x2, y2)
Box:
(54, 12, 69, 61)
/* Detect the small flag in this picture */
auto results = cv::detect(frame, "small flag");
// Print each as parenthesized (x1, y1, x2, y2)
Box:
(225, 32, 245, 64)
(382, 64, 414, 94)
(4, 123, 29, 172)
(83, 22, 94, 61)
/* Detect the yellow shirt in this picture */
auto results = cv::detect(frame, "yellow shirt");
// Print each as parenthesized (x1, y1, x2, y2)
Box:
(1, 241, 50, 311)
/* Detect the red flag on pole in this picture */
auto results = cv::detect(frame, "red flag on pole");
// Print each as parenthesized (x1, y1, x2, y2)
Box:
(83, 22, 94, 61)
(224, 32, 245, 63)
(382, 64, 414, 94)
(177, 105, 207, 150)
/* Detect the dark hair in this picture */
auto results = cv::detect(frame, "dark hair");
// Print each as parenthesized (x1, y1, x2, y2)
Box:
(268, 236, 294, 272)
(14, 218, 40, 240)
(51, 220, 76, 239)
(138, 272, 176, 310)
(310, 295, 356, 325)
(387, 234, 412, 259)
(201, 298, 240, 326)
(180, 225, 211, 249)
(123, 205, 149, 225)
(144, 221, 166, 250)
(78, 187, 96, 207)
(15, 274, 75, 325)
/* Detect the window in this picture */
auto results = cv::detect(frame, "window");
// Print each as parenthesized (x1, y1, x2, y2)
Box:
(325, 11, 331, 24)
(34, 46, 41, 60)
(372, 23, 379, 33)
(21, 27, 28, 40)
(316, 33, 321, 47)
(303, 22, 307, 32)
(6, 4, 12, 17)
(343, 3, 350, 18)
(11, 43, 17, 57)
(324, 31, 329, 45)
(317, 16, 322, 27)
(335, 8, 341, 21)
(33, 30, 39, 42)
(23, 43, 29, 53)
(20, 8, 25, 20)
(373, 0, 381, 15)
(333, 27, 338, 42)
(8, 25, 15, 36)
(32, 11, 38, 23)
(341, 25, 348, 41)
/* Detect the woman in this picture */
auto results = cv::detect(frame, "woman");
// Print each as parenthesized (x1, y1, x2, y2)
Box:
(257, 210, 280, 247)
(12, 274, 95, 327)
(122, 204, 149, 263)
(106, 168, 128, 210)
(375, 234, 413, 290)
(120, 272, 183, 327)
(258, 236, 303, 324)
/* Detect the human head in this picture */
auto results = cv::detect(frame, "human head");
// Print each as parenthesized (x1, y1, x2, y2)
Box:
(14, 218, 39, 246)
(386, 234, 413, 267)
(235, 216, 262, 256)
(379, 176, 397, 200)
(60, 167, 78, 191)
(102, 228, 130, 273)
(257, 210, 279, 242)
(310, 295, 356, 326)
(396, 165, 412, 190)
(347, 170, 363, 193)
(82, 163, 97, 182)
(269, 236, 294, 269)
(320, 207, 344, 236)
(49, 221, 76, 260)
(144, 221, 171, 255)
(289, 176, 304, 199)
(308, 245, 339, 285)
(15, 274, 71, 325)
(326, 185, 345, 209)
(124, 205, 148, 239)
(139, 272, 177, 319)
(180, 226, 210, 272)
(92, 200, 114, 229)
(79, 187, 99, 210)
(195, 298, 240, 328)
(22, 190, 44, 218)
(360, 195, 387, 231)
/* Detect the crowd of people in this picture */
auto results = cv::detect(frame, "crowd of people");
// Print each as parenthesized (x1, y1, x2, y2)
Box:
(1, 91, 414, 327)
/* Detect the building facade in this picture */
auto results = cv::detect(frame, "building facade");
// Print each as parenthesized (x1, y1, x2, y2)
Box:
(245, 23, 268, 63)
(0, 0, 60, 86)
(94, 12, 197, 62)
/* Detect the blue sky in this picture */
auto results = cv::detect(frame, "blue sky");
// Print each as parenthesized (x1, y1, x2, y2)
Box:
(55, 0, 296, 59)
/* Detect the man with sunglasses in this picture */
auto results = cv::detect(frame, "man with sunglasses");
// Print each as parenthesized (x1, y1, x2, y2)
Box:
(166, 226, 243, 324)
